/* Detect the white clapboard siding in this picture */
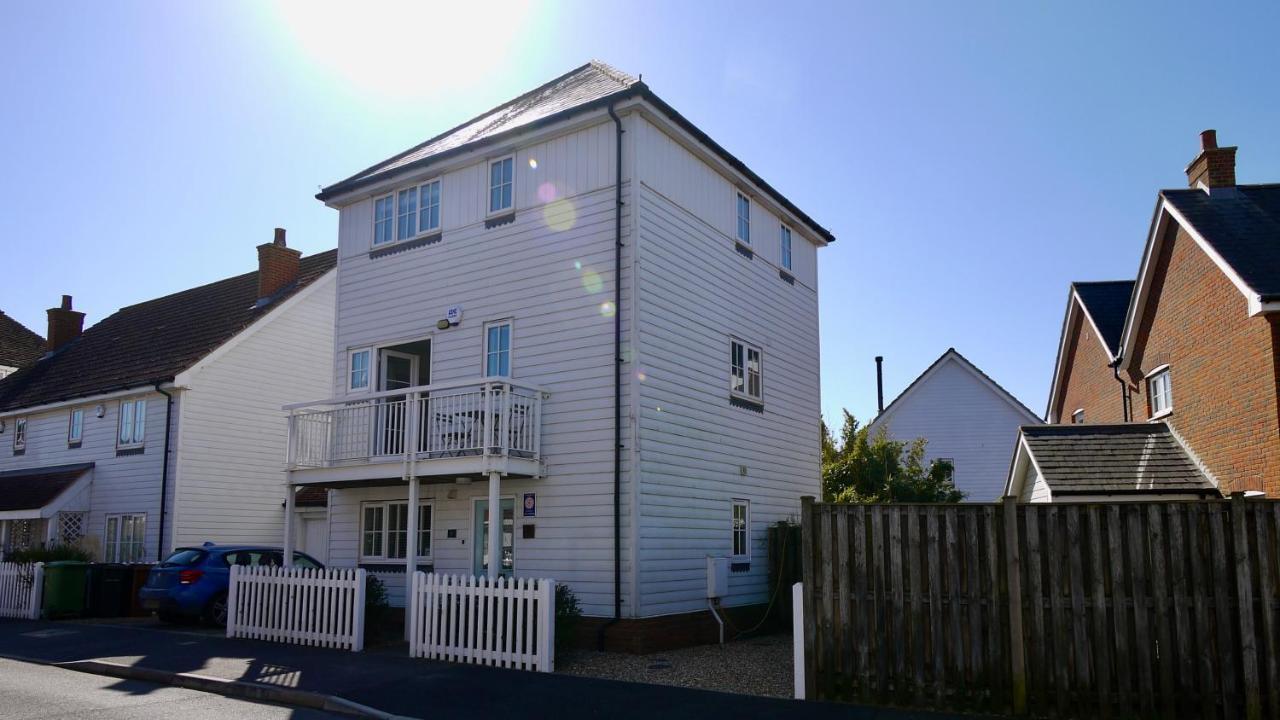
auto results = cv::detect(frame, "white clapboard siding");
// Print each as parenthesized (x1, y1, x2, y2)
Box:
(0, 563, 43, 619)
(408, 573, 554, 672)
(226, 565, 365, 652)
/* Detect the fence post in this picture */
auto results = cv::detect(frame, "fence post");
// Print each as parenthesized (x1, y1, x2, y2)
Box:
(353, 568, 367, 653)
(1231, 492, 1262, 720)
(800, 495, 817, 700)
(1003, 496, 1028, 715)
(793, 581, 805, 700)
(538, 578, 555, 672)
(29, 563, 44, 620)
(226, 564, 239, 637)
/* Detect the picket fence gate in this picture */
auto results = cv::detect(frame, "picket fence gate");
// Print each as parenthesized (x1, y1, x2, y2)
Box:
(0, 562, 43, 619)
(407, 572, 555, 672)
(227, 565, 366, 652)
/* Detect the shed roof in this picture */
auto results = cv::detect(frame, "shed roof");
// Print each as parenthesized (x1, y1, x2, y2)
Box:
(1020, 423, 1217, 496)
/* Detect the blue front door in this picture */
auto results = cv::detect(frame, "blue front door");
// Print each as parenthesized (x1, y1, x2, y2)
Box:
(473, 498, 514, 577)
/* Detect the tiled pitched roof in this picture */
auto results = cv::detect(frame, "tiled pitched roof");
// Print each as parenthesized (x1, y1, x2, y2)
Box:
(0, 250, 337, 412)
(295, 486, 328, 507)
(0, 310, 45, 369)
(0, 462, 93, 512)
(316, 61, 836, 244)
(1021, 423, 1217, 496)
(1073, 280, 1134, 355)
(1162, 184, 1280, 299)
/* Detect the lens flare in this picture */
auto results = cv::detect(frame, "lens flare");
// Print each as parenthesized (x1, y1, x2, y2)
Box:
(536, 182, 557, 203)
(600, 301, 616, 317)
(528, 158, 538, 169)
(573, 260, 582, 271)
(544, 198, 577, 232)
(581, 269, 603, 294)
(636, 369, 647, 382)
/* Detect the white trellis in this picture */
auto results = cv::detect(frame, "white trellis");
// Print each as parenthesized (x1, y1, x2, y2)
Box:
(0, 562, 44, 619)
(407, 572, 555, 672)
(226, 565, 366, 652)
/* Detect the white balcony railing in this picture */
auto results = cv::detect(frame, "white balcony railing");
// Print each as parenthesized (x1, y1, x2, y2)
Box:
(286, 379, 544, 470)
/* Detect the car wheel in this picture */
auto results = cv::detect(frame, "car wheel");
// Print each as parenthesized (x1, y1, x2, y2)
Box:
(204, 593, 229, 628)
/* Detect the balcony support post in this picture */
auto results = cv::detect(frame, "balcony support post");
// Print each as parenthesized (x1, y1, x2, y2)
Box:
(283, 477, 296, 568)
(405, 473, 419, 640)
(487, 470, 501, 580)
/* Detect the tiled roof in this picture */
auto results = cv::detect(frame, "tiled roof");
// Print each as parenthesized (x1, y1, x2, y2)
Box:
(1162, 184, 1280, 299)
(0, 310, 44, 369)
(0, 462, 93, 512)
(295, 486, 328, 507)
(0, 250, 337, 412)
(1021, 423, 1217, 496)
(1073, 280, 1134, 355)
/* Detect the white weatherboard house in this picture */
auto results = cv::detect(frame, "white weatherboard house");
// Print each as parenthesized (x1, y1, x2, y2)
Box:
(867, 349, 1042, 502)
(283, 61, 833, 650)
(0, 232, 336, 566)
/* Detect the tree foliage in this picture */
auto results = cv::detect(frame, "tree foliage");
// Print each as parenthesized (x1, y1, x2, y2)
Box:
(821, 410, 965, 504)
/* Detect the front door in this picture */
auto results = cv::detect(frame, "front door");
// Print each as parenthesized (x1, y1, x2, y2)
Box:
(472, 498, 514, 577)
(376, 350, 417, 455)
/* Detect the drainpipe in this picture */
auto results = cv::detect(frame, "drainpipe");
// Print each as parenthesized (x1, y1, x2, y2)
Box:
(1111, 361, 1130, 422)
(598, 100, 624, 651)
(154, 382, 174, 562)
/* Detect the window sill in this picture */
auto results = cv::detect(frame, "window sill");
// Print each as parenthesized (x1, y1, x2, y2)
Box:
(485, 211, 516, 229)
(730, 559, 751, 572)
(369, 232, 441, 259)
(729, 395, 764, 413)
(779, 269, 795, 285)
(116, 446, 145, 457)
(1149, 408, 1173, 421)
(68, 441, 82, 449)
(12, 448, 24, 456)
(734, 241, 754, 259)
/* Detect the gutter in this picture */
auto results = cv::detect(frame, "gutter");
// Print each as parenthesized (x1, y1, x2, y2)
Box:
(154, 382, 174, 561)
(598, 101, 624, 651)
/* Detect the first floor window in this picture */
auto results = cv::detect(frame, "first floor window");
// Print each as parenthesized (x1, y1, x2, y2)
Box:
(418, 179, 441, 233)
(349, 349, 371, 391)
(396, 187, 418, 240)
(485, 321, 512, 377)
(489, 156, 514, 214)
(374, 194, 395, 245)
(730, 339, 763, 401)
(105, 514, 145, 563)
(12, 417, 26, 452)
(118, 398, 146, 447)
(361, 501, 434, 560)
(780, 224, 793, 270)
(731, 500, 750, 560)
(68, 408, 84, 445)
(1148, 367, 1172, 416)
(736, 192, 751, 244)
(1072, 409, 1084, 424)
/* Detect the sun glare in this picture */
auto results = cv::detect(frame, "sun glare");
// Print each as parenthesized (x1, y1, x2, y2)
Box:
(269, 0, 535, 101)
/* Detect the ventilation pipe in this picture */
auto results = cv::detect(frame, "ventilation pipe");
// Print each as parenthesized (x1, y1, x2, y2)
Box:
(875, 356, 885, 413)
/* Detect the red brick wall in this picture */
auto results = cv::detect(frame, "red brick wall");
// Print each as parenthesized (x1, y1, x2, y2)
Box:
(1127, 222, 1280, 495)
(1055, 308, 1127, 424)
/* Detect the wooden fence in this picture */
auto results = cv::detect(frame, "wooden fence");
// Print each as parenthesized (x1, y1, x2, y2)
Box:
(799, 496, 1280, 719)
(407, 572, 555, 672)
(0, 562, 43, 619)
(226, 565, 366, 651)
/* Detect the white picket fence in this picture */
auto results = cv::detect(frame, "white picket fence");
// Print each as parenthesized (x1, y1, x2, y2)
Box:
(0, 562, 43, 620)
(226, 565, 366, 652)
(408, 572, 555, 672)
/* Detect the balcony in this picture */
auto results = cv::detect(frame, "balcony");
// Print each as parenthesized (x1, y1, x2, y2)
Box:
(285, 378, 545, 484)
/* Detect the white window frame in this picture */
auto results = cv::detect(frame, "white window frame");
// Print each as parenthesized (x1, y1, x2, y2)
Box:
(395, 186, 418, 241)
(348, 348, 372, 392)
(730, 338, 763, 402)
(731, 499, 751, 562)
(12, 417, 26, 452)
(1071, 408, 1084, 424)
(117, 398, 147, 449)
(359, 500, 434, 562)
(935, 458, 955, 482)
(68, 408, 84, 446)
(780, 223, 793, 270)
(104, 513, 146, 563)
(488, 155, 515, 216)
(373, 193, 395, 246)
(736, 192, 751, 245)
(417, 178, 442, 234)
(483, 320, 513, 378)
(1147, 365, 1173, 419)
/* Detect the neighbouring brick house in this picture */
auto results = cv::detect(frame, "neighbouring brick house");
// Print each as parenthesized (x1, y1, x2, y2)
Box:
(1041, 130, 1280, 498)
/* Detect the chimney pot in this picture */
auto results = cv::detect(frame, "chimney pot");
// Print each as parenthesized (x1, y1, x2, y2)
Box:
(257, 228, 302, 300)
(1200, 129, 1218, 151)
(46, 294, 86, 352)
(1186, 129, 1237, 190)
(274, 227, 287, 247)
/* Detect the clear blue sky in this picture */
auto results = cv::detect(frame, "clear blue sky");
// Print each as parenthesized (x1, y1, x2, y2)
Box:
(3, 1, 1278, 425)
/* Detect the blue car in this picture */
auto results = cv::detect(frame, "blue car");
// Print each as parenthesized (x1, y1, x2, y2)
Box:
(139, 543, 324, 626)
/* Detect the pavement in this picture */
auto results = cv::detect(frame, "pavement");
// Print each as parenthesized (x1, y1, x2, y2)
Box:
(0, 656, 342, 719)
(0, 618, 971, 719)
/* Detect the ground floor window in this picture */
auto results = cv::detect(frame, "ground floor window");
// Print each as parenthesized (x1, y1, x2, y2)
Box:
(104, 513, 146, 563)
(360, 500, 433, 561)
(731, 499, 750, 561)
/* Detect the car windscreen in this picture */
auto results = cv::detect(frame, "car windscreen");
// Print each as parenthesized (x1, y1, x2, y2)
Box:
(159, 549, 207, 567)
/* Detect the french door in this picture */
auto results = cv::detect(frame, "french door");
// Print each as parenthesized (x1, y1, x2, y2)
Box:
(375, 350, 417, 456)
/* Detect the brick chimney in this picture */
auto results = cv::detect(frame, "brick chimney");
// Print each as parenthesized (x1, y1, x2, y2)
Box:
(257, 227, 301, 300)
(1186, 129, 1237, 190)
(46, 295, 85, 352)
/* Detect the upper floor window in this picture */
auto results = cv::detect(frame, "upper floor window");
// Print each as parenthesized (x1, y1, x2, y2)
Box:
(731, 499, 750, 561)
(1071, 409, 1084, 424)
(489, 156, 514, 214)
(780, 224, 793, 270)
(1148, 366, 1172, 418)
(68, 408, 84, 445)
(396, 187, 417, 240)
(12, 417, 26, 452)
(485, 321, 512, 377)
(736, 193, 750, 244)
(374, 195, 395, 245)
(118, 398, 146, 448)
(349, 348, 371, 391)
(418, 179, 441, 233)
(730, 339, 763, 401)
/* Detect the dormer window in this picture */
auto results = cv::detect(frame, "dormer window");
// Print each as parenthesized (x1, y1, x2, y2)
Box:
(489, 156, 514, 215)
(736, 193, 750, 244)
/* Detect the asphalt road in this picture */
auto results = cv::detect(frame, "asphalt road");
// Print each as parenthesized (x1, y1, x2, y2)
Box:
(0, 658, 341, 719)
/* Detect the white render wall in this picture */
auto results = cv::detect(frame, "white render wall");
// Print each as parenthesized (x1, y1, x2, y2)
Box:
(872, 356, 1036, 502)
(0, 390, 178, 562)
(172, 272, 336, 547)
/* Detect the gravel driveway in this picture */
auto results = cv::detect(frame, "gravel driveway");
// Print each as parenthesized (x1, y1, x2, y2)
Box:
(557, 632, 794, 698)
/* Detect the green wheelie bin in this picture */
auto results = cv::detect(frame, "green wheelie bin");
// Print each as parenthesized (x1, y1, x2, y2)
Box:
(42, 560, 89, 619)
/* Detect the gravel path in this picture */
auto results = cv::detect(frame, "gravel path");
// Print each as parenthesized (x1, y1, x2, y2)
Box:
(557, 632, 794, 698)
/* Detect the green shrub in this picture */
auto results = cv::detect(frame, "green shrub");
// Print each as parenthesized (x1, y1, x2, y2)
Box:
(363, 574, 393, 643)
(6, 544, 93, 564)
(554, 583, 582, 653)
